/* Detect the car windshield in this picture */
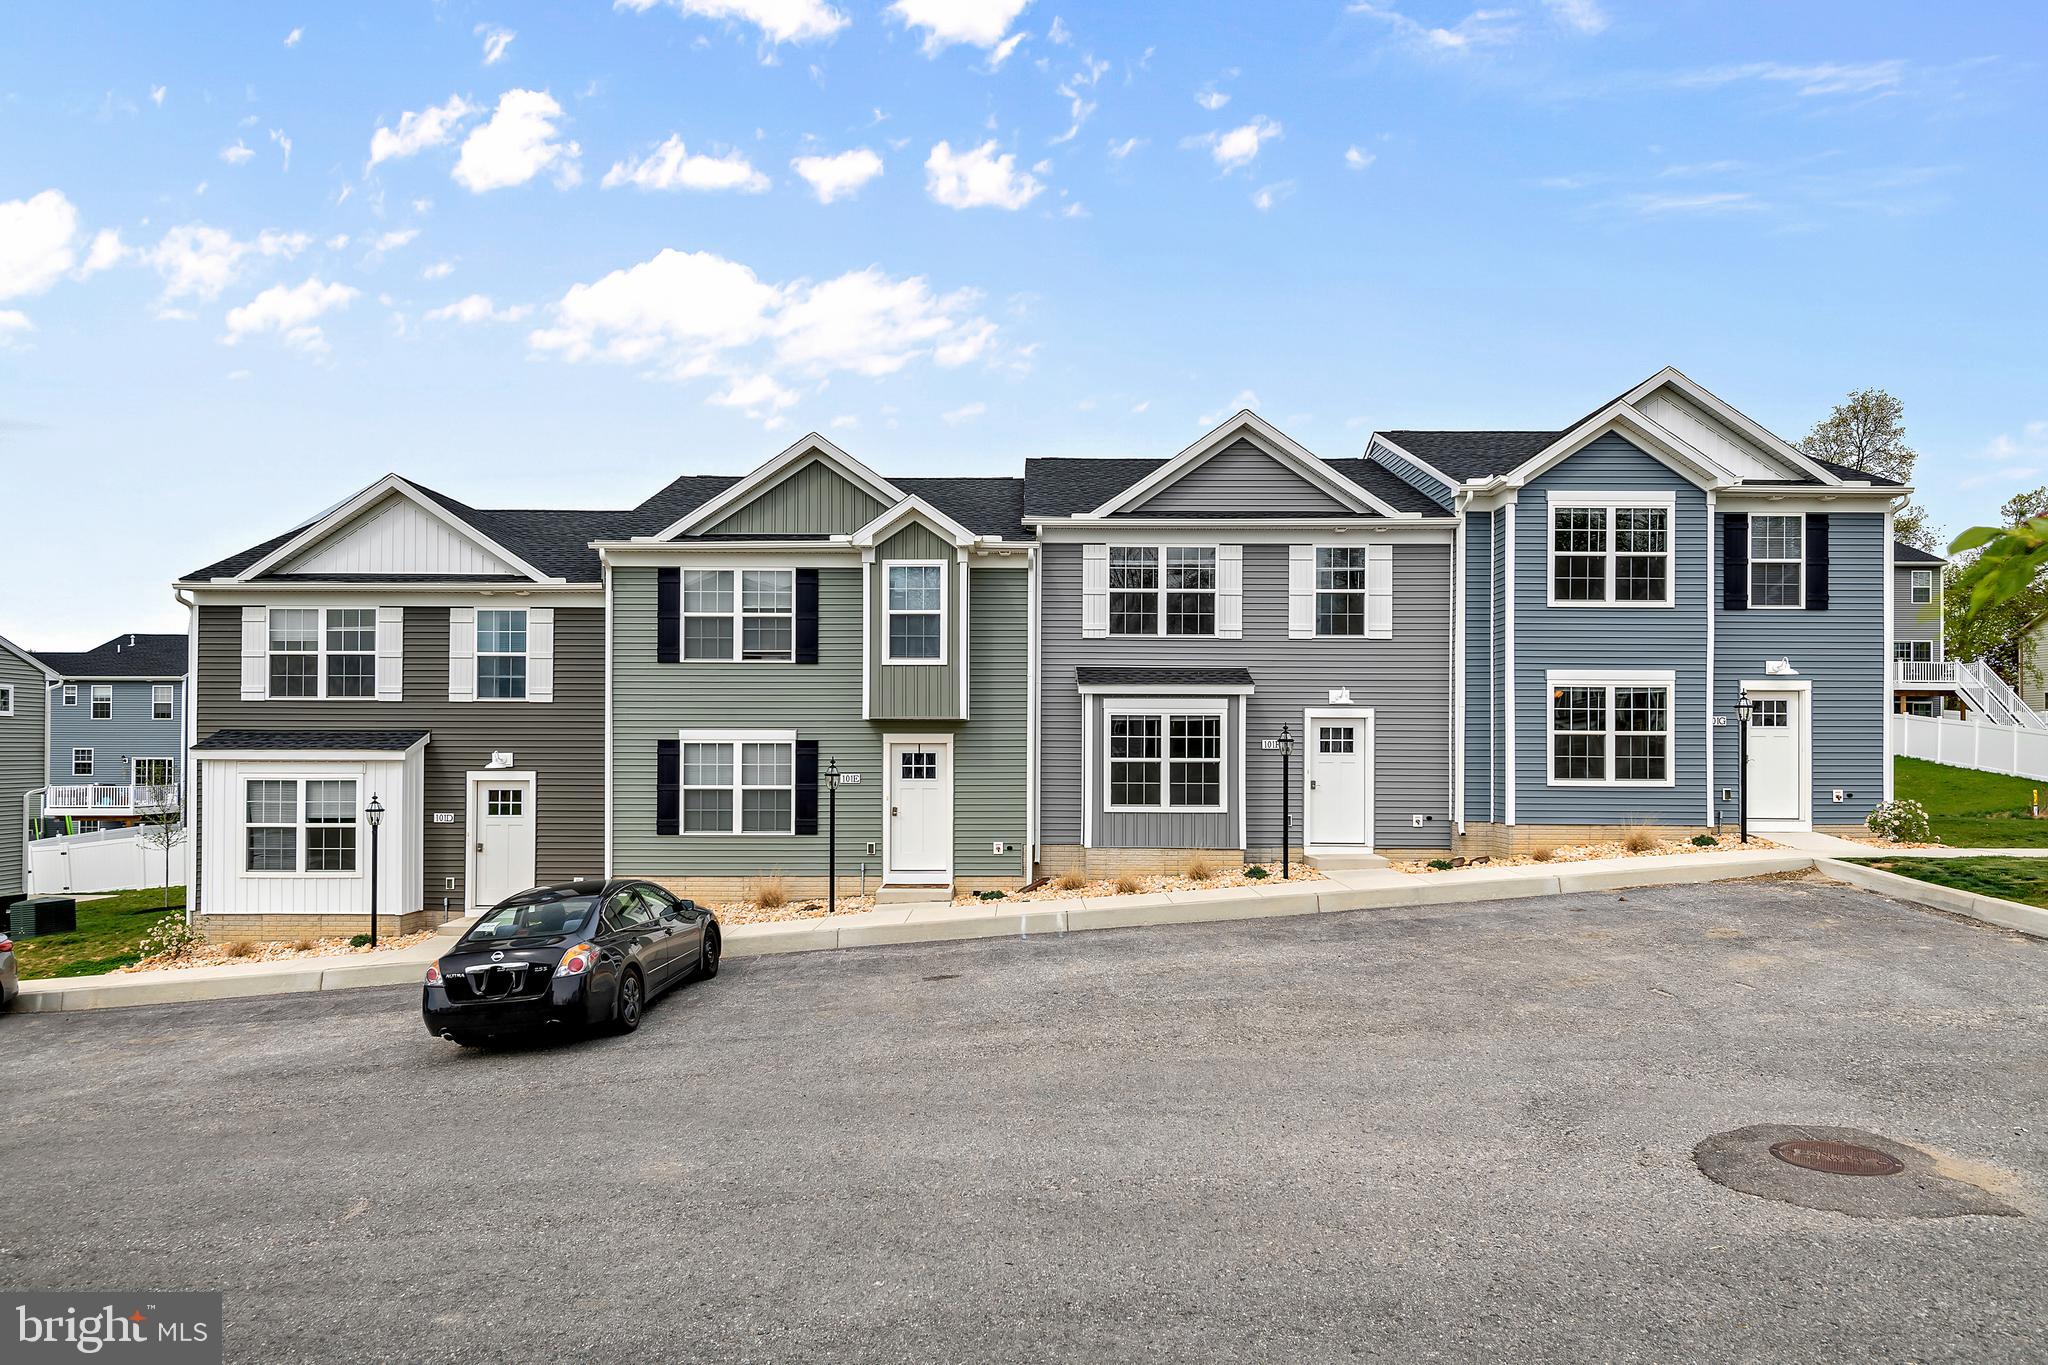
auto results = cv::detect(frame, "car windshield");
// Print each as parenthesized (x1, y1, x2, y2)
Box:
(464, 897, 597, 943)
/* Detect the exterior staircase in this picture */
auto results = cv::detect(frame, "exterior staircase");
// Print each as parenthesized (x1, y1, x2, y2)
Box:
(1952, 658, 2048, 730)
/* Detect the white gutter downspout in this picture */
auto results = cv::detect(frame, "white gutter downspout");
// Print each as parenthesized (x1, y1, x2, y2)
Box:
(1451, 490, 1466, 838)
(1705, 489, 1717, 829)
(177, 587, 198, 922)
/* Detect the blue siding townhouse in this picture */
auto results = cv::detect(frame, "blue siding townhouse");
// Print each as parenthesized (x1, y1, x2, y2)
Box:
(33, 633, 189, 830)
(1368, 368, 1902, 855)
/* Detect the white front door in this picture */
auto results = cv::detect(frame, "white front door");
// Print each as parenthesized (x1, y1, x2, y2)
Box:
(1307, 717, 1371, 847)
(474, 778, 536, 908)
(886, 742, 952, 884)
(1746, 692, 1804, 824)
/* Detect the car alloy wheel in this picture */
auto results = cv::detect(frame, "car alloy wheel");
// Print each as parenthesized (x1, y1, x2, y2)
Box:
(701, 929, 721, 979)
(616, 971, 643, 1033)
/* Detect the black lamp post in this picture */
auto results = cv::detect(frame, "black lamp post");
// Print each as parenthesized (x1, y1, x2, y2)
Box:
(1277, 723, 1296, 880)
(365, 792, 385, 945)
(1734, 694, 1753, 845)
(823, 756, 839, 916)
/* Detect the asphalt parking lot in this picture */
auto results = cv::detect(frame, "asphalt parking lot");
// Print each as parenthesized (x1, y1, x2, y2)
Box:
(4, 875, 2043, 1363)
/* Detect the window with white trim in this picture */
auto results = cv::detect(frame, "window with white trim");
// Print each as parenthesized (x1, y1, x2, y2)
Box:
(886, 563, 944, 661)
(153, 683, 174, 721)
(1105, 708, 1225, 811)
(680, 734, 794, 833)
(476, 608, 528, 699)
(1894, 641, 1933, 663)
(90, 684, 111, 719)
(1550, 501, 1671, 604)
(1910, 569, 1934, 605)
(134, 757, 176, 787)
(1549, 680, 1671, 785)
(267, 608, 376, 699)
(682, 569, 794, 662)
(1749, 515, 1803, 608)
(1316, 547, 1369, 636)
(244, 777, 358, 873)
(0, 684, 11, 716)
(62, 684, 76, 706)
(1108, 546, 1216, 636)
(72, 747, 92, 777)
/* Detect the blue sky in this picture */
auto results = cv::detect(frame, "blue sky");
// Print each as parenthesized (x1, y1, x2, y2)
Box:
(3, 1, 2044, 647)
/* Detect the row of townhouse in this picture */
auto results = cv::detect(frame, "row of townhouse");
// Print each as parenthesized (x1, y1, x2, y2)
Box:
(167, 367, 1923, 939)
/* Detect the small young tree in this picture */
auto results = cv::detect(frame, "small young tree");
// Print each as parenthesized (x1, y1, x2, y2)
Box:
(132, 779, 186, 912)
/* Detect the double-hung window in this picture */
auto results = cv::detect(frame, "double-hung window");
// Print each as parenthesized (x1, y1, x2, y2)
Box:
(1316, 548, 1369, 636)
(0, 684, 10, 716)
(681, 570, 795, 662)
(886, 563, 945, 661)
(476, 609, 528, 699)
(1749, 515, 1803, 608)
(62, 684, 76, 706)
(1894, 641, 1933, 663)
(1108, 547, 1216, 636)
(245, 777, 358, 873)
(1105, 707, 1225, 811)
(679, 732, 795, 833)
(1548, 674, 1673, 786)
(1910, 569, 1934, 605)
(1550, 499, 1672, 605)
(134, 757, 176, 788)
(72, 748, 92, 777)
(90, 684, 112, 719)
(267, 608, 376, 698)
(152, 684, 174, 721)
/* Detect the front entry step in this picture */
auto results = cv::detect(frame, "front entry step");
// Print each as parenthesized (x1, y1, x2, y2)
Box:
(1305, 851, 1390, 872)
(874, 884, 952, 905)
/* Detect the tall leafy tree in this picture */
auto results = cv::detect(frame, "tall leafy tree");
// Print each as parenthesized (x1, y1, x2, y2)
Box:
(1800, 387, 1936, 550)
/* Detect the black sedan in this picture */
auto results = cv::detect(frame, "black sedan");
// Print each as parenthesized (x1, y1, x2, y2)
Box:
(423, 879, 720, 1046)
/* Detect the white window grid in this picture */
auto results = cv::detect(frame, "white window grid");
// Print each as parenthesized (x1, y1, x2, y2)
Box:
(1546, 676, 1675, 787)
(679, 731, 795, 834)
(681, 569, 795, 662)
(267, 608, 377, 700)
(885, 561, 947, 664)
(1894, 641, 1933, 663)
(62, 684, 76, 706)
(1315, 547, 1370, 636)
(133, 757, 176, 788)
(0, 684, 10, 716)
(1910, 569, 1934, 605)
(1749, 514, 1804, 609)
(90, 684, 112, 720)
(1547, 498, 1673, 606)
(153, 684, 174, 721)
(476, 608, 529, 700)
(72, 747, 92, 777)
(1108, 546, 1217, 637)
(243, 777, 359, 875)
(1103, 704, 1228, 813)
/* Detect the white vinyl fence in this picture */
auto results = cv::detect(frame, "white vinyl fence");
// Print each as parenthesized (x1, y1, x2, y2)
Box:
(25, 824, 187, 897)
(1893, 712, 2048, 784)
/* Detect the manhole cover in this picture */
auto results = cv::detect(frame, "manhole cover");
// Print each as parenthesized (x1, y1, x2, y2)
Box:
(1770, 1139, 1903, 1177)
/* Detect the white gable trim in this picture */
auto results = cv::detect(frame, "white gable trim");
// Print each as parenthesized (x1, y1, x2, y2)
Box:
(649, 433, 904, 542)
(0, 632, 58, 681)
(231, 474, 558, 584)
(1089, 411, 1414, 520)
(1367, 434, 1461, 492)
(1623, 367, 1843, 486)
(849, 495, 978, 549)
(1490, 404, 1736, 492)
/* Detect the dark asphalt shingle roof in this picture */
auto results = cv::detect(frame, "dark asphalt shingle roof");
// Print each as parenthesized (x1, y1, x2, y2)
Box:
(1377, 432, 1905, 489)
(192, 729, 430, 752)
(34, 634, 188, 678)
(1075, 666, 1255, 689)
(1893, 541, 1946, 564)
(1021, 456, 1445, 519)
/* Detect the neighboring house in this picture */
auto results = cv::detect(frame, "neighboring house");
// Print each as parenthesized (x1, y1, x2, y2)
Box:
(0, 633, 55, 901)
(1372, 366, 1903, 852)
(32, 633, 188, 830)
(600, 435, 1032, 901)
(1890, 543, 1952, 718)
(1023, 413, 1459, 873)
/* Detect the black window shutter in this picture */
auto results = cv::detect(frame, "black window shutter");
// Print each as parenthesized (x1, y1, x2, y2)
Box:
(795, 568, 820, 665)
(1805, 512, 1830, 611)
(655, 739, 679, 836)
(657, 567, 681, 663)
(795, 740, 820, 835)
(1722, 513, 1749, 611)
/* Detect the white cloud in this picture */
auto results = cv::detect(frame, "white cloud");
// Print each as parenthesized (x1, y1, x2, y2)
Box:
(942, 401, 987, 425)
(530, 248, 785, 366)
(1195, 87, 1229, 111)
(0, 190, 81, 300)
(792, 147, 883, 203)
(1671, 60, 1907, 98)
(143, 224, 309, 302)
(603, 135, 769, 192)
(934, 318, 995, 366)
(454, 89, 581, 192)
(1251, 180, 1294, 211)
(1107, 136, 1145, 160)
(1344, 145, 1376, 170)
(423, 261, 455, 280)
(1199, 389, 1260, 426)
(709, 371, 799, 418)
(373, 228, 420, 252)
(149, 85, 166, 106)
(614, 0, 849, 46)
(1347, 3, 1519, 52)
(369, 95, 477, 168)
(888, 0, 1031, 52)
(283, 26, 303, 47)
(222, 277, 358, 350)
(986, 32, 1026, 69)
(1048, 15, 1070, 44)
(271, 128, 293, 170)
(477, 24, 516, 64)
(1617, 191, 1762, 215)
(925, 140, 1042, 210)
(426, 293, 530, 323)
(1545, 0, 1608, 33)
(220, 140, 255, 165)
(773, 268, 977, 376)
(79, 228, 127, 277)
(0, 309, 32, 344)
(1193, 116, 1281, 172)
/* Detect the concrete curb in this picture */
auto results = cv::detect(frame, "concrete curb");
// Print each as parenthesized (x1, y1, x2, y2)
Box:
(1818, 857, 2048, 939)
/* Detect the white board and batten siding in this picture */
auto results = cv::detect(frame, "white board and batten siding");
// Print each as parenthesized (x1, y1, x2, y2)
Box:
(1635, 390, 1800, 483)
(280, 495, 520, 577)
(198, 747, 424, 917)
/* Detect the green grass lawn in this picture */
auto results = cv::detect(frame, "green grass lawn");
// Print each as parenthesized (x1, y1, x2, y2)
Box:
(1892, 756, 2048, 848)
(1850, 855, 2048, 908)
(11, 886, 185, 979)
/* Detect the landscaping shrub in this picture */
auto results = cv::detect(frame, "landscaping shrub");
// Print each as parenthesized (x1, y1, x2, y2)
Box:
(1690, 834, 1718, 847)
(1528, 845, 1555, 863)
(1867, 798, 1933, 843)
(974, 889, 1007, 900)
(1054, 869, 1089, 892)
(1244, 865, 1270, 879)
(1113, 871, 1144, 895)
(349, 933, 373, 947)
(749, 875, 790, 909)
(222, 939, 254, 959)
(136, 910, 201, 963)
(1182, 853, 1217, 881)
(1426, 858, 1454, 871)
(1621, 827, 1659, 854)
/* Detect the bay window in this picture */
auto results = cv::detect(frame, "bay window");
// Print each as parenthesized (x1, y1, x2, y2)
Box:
(245, 777, 358, 873)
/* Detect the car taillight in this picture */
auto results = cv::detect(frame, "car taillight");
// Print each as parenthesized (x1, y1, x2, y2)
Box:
(0, 938, 12, 954)
(424, 963, 442, 986)
(555, 942, 595, 977)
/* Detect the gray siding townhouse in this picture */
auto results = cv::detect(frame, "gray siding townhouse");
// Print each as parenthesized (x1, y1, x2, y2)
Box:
(600, 435, 1033, 901)
(1890, 542, 1951, 717)
(33, 633, 187, 830)
(1371, 367, 1902, 855)
(1024, 412, 1461, 873)
(177, 475, 613, 941)
(0, 633, 55, 900)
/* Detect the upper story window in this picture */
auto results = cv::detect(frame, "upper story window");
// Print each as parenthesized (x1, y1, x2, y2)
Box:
(1109, 547, 1216, 636)
(886, 563, 945, 662)
(0, 684, 11, 716)
(476, 609, 528, 699)
(1550, 500, 1672, 606)
(683, 569, 794, 662)
(1316, 547, 1370, 635)
(1549, 678, 1672, 786)
(62, 684, 76, 706)
(268, 608, 376, 699)
(90, 684, 112, 719)
(1749, 514, 1803, 608)
(1895, 641, 1933, 663)
(152, 684, 173, 721)
(1910, 569, 1934, 605)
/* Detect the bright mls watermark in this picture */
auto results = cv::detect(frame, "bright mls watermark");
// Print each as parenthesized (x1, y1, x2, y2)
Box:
(3, 1294, 220, 1362)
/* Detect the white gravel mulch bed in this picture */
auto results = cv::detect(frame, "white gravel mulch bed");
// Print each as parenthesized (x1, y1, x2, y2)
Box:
(1400, 834, 1781, 873)
(125, 930, 439, 973)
